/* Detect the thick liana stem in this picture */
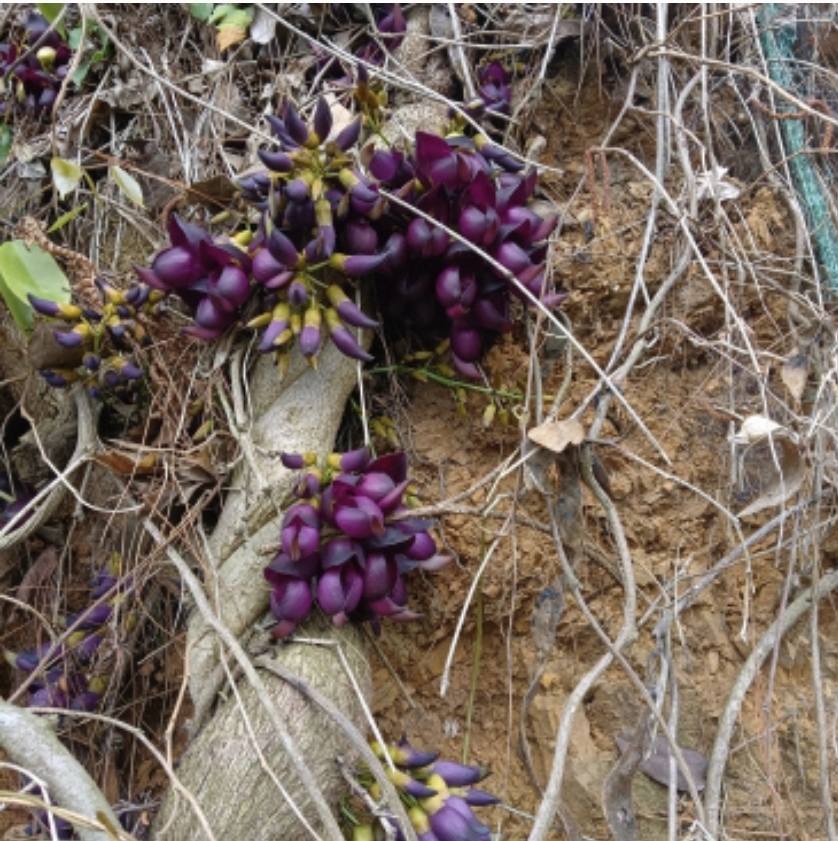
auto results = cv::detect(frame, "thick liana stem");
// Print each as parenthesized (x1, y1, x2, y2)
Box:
(0, 700, 120, 841)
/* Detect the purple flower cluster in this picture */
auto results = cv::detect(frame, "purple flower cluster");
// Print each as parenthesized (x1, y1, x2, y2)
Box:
(132, 76, 564, 379)
(266, 447, 451, 637)
(352, 740, 498, 841)
(29, 279, 163, 399)
(4, 556, 130, 711)
(370, 131, 565, 377)
(0, 12, 72, 119)
(135, 214, 252, 341)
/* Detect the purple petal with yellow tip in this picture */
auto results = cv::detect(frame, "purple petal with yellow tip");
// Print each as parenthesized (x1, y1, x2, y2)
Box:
(402, 778, 438, 798)
(313, 97, 333, 142)
(117, 362, 143, 380)
(282, 101, 309, 145)
(428, 803, 484, 841)
(334, 115, 362, 151)
(299, 325, 321, 357)
(28, 294, 68, 318)
(280, 452, 305, 470)
(286, 177, 310, 203)
(52, 329, 84, 348)
(394, 745, 440, 769)
(72, 633, 104, 664)
(335, 446, 371, 472)
(258, 149, 293, 172)
(330, 324, 375, 362)
(430, 761, 489, 787)
(64, 602, 113, 630)
(267, 227, 300, 268)
(462, 790, 500, 807)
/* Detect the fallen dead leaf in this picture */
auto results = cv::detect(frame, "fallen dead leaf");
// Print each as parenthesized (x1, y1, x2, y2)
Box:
(527, 417, 586, 453)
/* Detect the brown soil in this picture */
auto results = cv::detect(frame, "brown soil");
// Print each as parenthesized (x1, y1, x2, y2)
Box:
(369, 66, 838, 841)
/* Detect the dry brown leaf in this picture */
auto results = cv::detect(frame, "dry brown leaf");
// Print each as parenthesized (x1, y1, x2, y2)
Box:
(527, 418, 586, 453)
(94, 449, 158, 476)
(217, 23, 247, 52)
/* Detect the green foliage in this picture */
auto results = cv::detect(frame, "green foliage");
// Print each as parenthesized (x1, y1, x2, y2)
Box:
(0, 242, 71, 332)
(67, 20, 111, 85)
(188, 3, 214, 21)
(47, 204, 88, 233)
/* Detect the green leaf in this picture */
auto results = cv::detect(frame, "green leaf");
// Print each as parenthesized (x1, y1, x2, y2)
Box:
(0, 241, 71, 333)
(47, 203, 88, 233)
(0, 124, 12, 168)
(109, 166, 145, 208)
(36, 3, 66, 37)
(36, 3, 64, 23)
(189, 3, 214, 21)
(67, 25, 82, 50)
(69, 25, 110, 84)
(51, 156, 83, 199)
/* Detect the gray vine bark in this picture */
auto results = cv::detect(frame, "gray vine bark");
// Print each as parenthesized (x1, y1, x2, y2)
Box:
(155, 341, 373, 840)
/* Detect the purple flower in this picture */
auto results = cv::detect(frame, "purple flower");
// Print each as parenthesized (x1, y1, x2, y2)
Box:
(317, 563, 364, 626)
(327, 446, 372, 473)
(450, 319, 483, 362)
(325, 308, 374, 361)
(281, 502, 321, 561)
(333, 494, 385, 539)
(429, 761, 490, 787)
(361, 551, 399, 601)
(332, 116, 362, 152)
(462, 790, 501, 807)
(477, 61, 511, 115)
(406, 218, 449, 258)
(269, 576, 314, 638)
